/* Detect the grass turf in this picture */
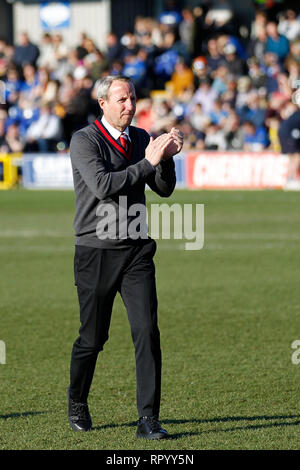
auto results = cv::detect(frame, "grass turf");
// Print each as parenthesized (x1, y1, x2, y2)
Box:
(0, 188, 300, 450)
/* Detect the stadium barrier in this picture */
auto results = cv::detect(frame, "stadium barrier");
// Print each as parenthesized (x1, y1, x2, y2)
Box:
(20, 152, 187, 190)
(22, 153, 74, 189)
(2, 151, 296, 191)
(186, 151, 290, 190)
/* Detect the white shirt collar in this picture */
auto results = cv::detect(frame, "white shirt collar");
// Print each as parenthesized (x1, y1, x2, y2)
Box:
(101, 116, 130, 141)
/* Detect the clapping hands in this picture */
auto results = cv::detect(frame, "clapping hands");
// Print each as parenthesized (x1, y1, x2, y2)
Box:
(145, 128, 184, 167)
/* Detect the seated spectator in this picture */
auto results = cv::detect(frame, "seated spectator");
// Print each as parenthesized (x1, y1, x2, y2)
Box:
(34, 67, 59, 106)
(0, 123, 24, 153)
(165, 29, 190, 64)
(220, 76, 237, 107)
(158, 5, 182, 29)
(154, 36, 180, 89)
(192, 56, 209, 88)
(221, 43, 247, 77)
(122, 51, 147, 97)
(105, 32, 123, 66)
(277, 9, 300, 42)
(189, 103, 211, 132)
(178, 7, 195, 56)
(285, 59, 300, 91)
(134, 97, 155, 133)
(206, 38, 224, 73)
(247, 24, 267, 66)
(13, 32, 40, 69)
(120, 32, 140, 60)
(75, 32, 89, 61)
(265, 21, 289, 63)
(242, 120, 269, 151)
(58, 73, 75, 110)
(81, 37, 98, 65)
(266, 115, 281, 152)
(109, 59, 124, 76)
(167, 57, 194, 98)
(87, 49, 109, 82)
(19, 63, 39, 104)
(211, 64, 229, 96)
(7, 94, 40, 139)
(62, 66, 92, 141)
(235, 76, 252, 110)
(37, 33, 55, 69)
(262, 52, 284, 94)
(149, 99, 176, 135)
(204, 1, 237, 38)
(25, 103, 63, 152)
(247, 57, 267, 89)
(178, 119, 205, 151)
(53, 48, 78, 83)
(250, 10, 267, 41)
(276, 72, 292, 101)
(186, 78, 217, 116)
(209, 98, 229, 125)
(134, 16, 151, 46)
(5, 67, 22, 107)
(284, 39, 300, 70)
(204, 122, 227, 150)
(51, 33, 69, 71)
(239, 90, 267, 128)
(4, 43, 15, 65)
(223, 110, 244, 150)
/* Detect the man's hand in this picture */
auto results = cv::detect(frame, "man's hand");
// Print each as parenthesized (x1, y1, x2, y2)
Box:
(145, 133, 174, 167)
(162, 127, 184, 160)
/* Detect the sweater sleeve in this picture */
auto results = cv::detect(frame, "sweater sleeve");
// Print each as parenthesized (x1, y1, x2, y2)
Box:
(70, 130, 155, 199)
(137, 128, 177, 197)
(146, 157, 177, 197)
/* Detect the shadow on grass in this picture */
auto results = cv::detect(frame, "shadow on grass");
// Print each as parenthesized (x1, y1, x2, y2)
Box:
(93, 414, 300, 439)
(0, 411, 49, 420)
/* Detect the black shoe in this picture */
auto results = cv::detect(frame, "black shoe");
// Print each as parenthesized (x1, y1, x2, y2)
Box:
(136, 416, 169, 440)
(67, 388, 92, 432)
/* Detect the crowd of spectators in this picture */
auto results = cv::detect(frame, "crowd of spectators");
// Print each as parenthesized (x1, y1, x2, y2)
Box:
(0, 2, 300, 178)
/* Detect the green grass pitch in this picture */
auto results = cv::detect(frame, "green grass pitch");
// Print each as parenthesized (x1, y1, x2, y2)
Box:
(1, 188, 300, 450)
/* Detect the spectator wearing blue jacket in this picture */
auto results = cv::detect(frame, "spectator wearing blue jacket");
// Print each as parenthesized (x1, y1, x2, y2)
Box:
(5, 67, 22, 106)
(13, 32, 40, 69)
(242, 120, 269, 151)
(265, 22, 289, 62)
(122, 51, 147, 97)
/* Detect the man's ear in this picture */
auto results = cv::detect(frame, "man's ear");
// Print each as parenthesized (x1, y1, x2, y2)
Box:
(98, 98, 105, 111)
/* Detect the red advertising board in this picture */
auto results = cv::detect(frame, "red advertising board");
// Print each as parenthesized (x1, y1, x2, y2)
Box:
(186, 152, 289, 189)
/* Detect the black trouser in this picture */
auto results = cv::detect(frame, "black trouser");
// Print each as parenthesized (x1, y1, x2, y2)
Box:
(69, 238, 161, 418)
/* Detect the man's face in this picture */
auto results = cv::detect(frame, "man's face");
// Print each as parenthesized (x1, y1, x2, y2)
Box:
(99, 80, 136, 131)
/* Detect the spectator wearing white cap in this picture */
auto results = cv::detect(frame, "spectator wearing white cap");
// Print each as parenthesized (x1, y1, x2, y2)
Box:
(221, 43, 247, 77)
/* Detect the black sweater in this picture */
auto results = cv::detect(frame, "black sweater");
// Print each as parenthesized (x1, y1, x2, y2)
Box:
(70, 118, 176, 248)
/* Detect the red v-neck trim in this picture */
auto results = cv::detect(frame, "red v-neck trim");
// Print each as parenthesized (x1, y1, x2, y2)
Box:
(94, 119, 132, 160)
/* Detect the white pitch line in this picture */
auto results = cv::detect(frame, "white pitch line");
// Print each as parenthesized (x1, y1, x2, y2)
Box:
(0, 229, 72, 237)
(0, 230, 299, 241)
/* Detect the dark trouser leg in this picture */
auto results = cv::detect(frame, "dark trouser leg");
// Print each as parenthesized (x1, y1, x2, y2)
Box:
(119, 240, 161, 418)
(69, 246, 120, 403)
